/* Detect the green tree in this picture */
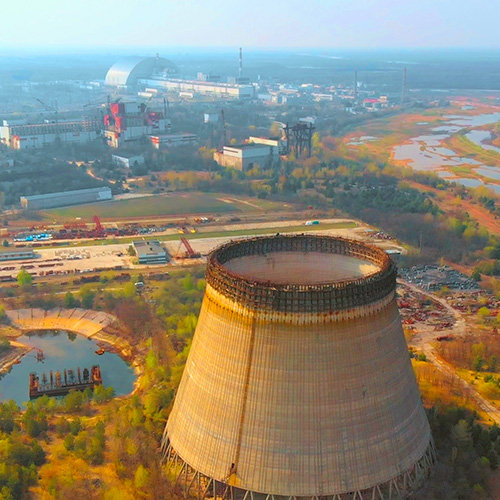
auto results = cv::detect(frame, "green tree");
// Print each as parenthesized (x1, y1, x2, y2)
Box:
(93, 385, 115, 404)
(79, 285, 96, 309)
(473, 355, 485, 372)
(478, 307, 491, 322)
(16, 269, 33, 287)
(123, 282, 136, 298)
(134, 465, 150, 489)
(64, 291, 77, 308)
(65, 390, 84, 412)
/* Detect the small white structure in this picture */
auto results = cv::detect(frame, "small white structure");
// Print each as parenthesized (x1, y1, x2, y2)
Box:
(204, 113, 219, 123)
(112, 154, 145, 169)
(149, 133, 197, 149)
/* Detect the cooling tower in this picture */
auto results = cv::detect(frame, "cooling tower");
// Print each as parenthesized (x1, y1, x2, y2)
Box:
(162, 235, 434, 500)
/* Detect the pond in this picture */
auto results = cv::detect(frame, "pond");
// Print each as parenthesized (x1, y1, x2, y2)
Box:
(0, 331, 136, 406)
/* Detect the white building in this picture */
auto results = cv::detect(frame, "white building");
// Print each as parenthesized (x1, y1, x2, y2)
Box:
(112, 154, 145, 168)
(149, 133, 197, 149)
(139, 78, 254, 100)
(0, 119, 102, 150)
(248, 136, 287, 154)
(214, 143, 280, 171)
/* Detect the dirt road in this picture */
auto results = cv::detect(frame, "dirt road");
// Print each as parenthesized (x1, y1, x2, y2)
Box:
(401, 280, 500, 425)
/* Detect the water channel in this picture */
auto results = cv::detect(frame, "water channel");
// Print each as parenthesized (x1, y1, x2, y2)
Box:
(0, 330, 136, 406)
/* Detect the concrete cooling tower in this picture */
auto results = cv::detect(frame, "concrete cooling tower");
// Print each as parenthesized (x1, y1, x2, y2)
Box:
(162, 235, 434, 500)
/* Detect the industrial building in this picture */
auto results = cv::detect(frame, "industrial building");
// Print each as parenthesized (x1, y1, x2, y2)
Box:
(149, 133, 197, 149)
(104, 101, 169, 147)
(105, 55, 254, 100)
(0, 249, 36, 261)
(105, 56, 180, 88)
(104, 101, 170, 148)
(133, 240, 168, 264)
(0, 119, 102, 150)
(162, 235, 434, 500)
(20, 187, 112, 211)
(248, 136, 287, 154)
(111, 154, 145, 169)
(214, 143, 280, 171)
(139, 78, 254, 100)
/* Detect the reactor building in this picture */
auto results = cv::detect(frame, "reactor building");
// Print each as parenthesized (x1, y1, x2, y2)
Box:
(162, 234, 434, 500)
(105, 55, 254, 100)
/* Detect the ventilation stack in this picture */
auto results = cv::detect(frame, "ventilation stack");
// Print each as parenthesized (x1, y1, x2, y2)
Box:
(162, 235, 434, 500)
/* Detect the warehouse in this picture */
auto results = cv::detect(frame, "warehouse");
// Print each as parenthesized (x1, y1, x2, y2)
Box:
(139, 78, 254, 100)
(214, 143, 280, 171)
(20, 187, 112, 211)
(0, 119, 102, 150)
(133, 240, 168, 264)
(0, 249, 36, 261)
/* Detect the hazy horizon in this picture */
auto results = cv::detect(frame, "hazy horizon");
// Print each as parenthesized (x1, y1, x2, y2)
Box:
(0, 0, 498, 50)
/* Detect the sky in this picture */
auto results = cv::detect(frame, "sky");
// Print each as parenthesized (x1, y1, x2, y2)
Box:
(0, 0, 498, 51)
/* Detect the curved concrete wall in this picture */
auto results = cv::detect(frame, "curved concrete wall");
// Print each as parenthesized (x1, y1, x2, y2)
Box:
(5, 308, 115, 337)
(167, 286, 430, 496)
(165, 236, 432, 497)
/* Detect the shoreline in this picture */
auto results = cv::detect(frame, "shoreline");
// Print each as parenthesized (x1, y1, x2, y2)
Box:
(0, 308, 144, 397)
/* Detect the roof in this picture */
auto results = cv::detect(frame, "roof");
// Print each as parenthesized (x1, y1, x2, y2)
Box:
(133, 240, 166, 257)
(105, 56, 179, 87)
(21, 186, 111, 202)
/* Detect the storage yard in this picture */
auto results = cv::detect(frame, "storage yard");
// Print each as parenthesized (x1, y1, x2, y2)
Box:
(399, 265, 480, 291)
(0, 217, 380, 282)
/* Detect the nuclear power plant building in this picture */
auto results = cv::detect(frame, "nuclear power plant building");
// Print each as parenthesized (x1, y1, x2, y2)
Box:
(105, 56, 254, 99)
(162, 235, 434, 500)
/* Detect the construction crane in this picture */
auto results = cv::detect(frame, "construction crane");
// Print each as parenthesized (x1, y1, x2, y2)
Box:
(83, 95, 110, 108)
(92, 215, 106, 238)
(35, 98, 59, 144)
(141, 94, 154, 113)
(177, 237, 201, 259)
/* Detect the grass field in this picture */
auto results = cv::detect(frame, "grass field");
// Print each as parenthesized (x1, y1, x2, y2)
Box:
(43, 192, 290, 221)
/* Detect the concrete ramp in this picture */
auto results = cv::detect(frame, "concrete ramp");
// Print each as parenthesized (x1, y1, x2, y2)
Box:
(5, 308, 116, 338)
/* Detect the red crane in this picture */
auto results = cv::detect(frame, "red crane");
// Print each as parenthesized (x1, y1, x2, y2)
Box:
(93, 215, 106, 238)
(179, 237, 201, 259)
